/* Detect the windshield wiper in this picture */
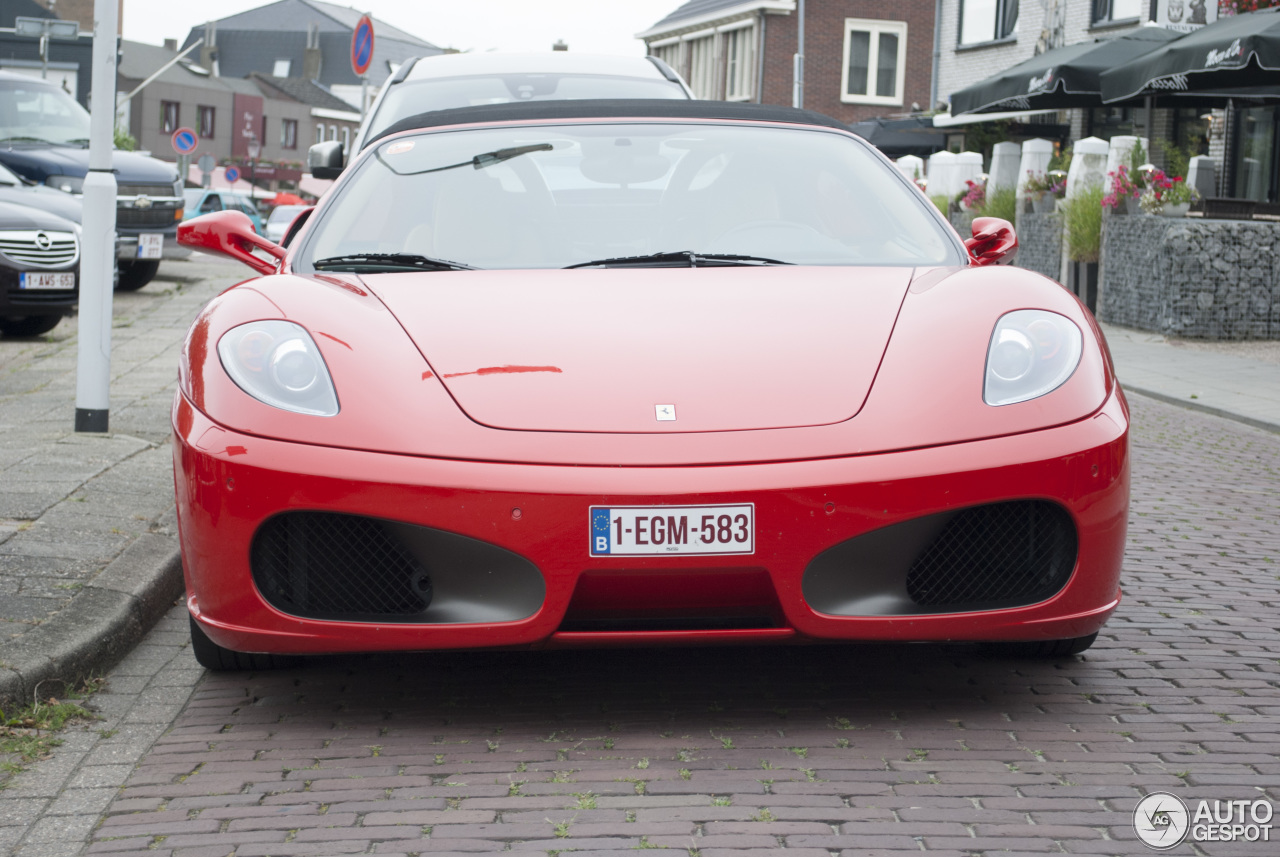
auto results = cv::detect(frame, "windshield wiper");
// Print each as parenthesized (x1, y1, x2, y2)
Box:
(565, 251, 792, 269)
(312, 253, 477, 273)
(381, 143, 554, 176)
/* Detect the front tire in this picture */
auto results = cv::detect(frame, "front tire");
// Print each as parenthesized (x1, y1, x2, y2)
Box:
(0, 314, 63, 337)
(188, 613, 301, 671)
(117, 259, 160, 292)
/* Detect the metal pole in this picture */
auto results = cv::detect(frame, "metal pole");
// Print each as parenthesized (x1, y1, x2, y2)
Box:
(792, 0, 804, 109)
(40, 34, 48, 79)
(75, 0, 119, 433)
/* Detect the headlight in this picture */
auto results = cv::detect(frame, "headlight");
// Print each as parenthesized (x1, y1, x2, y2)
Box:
(217, 321, 339, 416)
(45, 174, 84, 194)
(983, 310, 1082, 406)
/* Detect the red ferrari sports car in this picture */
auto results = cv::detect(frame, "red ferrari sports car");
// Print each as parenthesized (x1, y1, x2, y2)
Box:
(175, 100, 1128, 670)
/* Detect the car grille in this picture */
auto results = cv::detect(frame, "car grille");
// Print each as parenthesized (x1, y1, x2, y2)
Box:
(0, 230, 79, 268)
(905, 501, 1077, 608)
(252, 512, 432, 619)
(116, 207, 178, 228)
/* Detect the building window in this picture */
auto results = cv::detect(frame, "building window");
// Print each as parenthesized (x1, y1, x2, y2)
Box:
(281, 119, 298, 149)
(197, 105, 214, 138)
(651, 41, 680, 76)
(724, 26, 755, 101)
(342, 126, 350, 150)
(273, 59, 291, 77)
(959, 0, 1019, 45)
(1092, 0, 1143, 24)
(842, 18, 907, 105)
(161, 101, 179, 133)
(687, 35, 715, 99)
(261, 116, 268, 150)
(316, 123, 324, 144)
(328, 125, 337, 142)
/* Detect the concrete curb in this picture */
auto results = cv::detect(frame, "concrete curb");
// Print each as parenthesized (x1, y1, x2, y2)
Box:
(1122, 384, 1280, 436)
(0, 534, 184, 709)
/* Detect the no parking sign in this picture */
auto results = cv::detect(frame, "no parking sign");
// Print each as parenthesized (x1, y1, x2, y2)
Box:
(171, 128, 198, 155)
(352, 14, 374, 77)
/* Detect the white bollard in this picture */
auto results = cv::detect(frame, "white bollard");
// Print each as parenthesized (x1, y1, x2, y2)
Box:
(1104, 135, 1150, 182)
(1016, 138, 1055, 199)
(927, 150, 958, 200)
(896, 154, 925, 186)
(956, 151, 985, 197)
(1066, 136, 1110, 199)
(1187, 155, 1217, 199)
(988, 141, 1021, 194)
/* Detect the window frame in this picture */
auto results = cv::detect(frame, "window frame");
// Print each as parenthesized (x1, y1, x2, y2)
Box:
(957, 0, 1019, 47)
(841, 18, 908, 107)
(724, 24, 756, 102)
(197, 105, 215, 138)
(1091, 0, 1143, 27)
(161, 100, 180, 134)
(686, 33, 716, 100)
(281, 118, 298, 150)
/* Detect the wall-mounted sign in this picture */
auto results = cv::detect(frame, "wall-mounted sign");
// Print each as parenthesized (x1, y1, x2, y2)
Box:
(1154, 0, 1218, 34)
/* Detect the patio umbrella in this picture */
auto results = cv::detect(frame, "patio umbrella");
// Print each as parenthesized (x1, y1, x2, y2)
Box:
(950, 27, 1179, 115)
(271, 192, 306, 206)
(1101, 8, 1280, 103)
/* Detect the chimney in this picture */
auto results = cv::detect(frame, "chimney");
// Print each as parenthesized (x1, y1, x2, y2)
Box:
(163, 38, 177, 51)
(552, 39, 568, 51)
(303, 23, 322, 80)
(198, 22, 218, 72)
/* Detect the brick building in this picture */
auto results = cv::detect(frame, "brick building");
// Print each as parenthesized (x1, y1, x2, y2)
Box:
(638, 0, 936, 125)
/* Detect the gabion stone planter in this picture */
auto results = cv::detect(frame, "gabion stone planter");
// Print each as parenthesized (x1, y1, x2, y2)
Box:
(1100, 215, 1280, 339)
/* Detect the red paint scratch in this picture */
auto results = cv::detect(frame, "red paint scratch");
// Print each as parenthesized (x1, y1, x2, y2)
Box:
(225, 445, 248, 456)
(421, 371, 435, 380)
(317, 331, 352, 349)
(442, 365, 563, 379)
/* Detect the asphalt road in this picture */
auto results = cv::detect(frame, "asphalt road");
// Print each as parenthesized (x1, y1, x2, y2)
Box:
(3, 258, 1278, 856)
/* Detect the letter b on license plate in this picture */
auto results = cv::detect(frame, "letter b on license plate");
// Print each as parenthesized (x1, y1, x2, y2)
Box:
(590, 504, 754, 556)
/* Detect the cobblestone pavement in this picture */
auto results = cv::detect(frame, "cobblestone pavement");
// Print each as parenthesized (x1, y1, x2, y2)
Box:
(1, 392, 1258, 857)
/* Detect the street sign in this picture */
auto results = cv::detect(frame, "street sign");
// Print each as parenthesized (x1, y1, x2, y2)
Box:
(352, 14, 374, 77)
(171, 127, 198, 155)
(197, 153, 215, 174)
(225, 166, 240, 184)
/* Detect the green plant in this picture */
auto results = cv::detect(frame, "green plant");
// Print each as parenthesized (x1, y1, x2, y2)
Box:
(113, 126, 137, 151)
(929, 194, 949, 215)
(977, 186, 1018, 222)
(1063, 187, 1104, 263)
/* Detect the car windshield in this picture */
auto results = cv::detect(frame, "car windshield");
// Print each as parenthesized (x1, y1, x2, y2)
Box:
(300, 122, 961, 271)
(364, 75, 686, 145)
(268, 205, 307, 224)
(0, 79, 91, 146)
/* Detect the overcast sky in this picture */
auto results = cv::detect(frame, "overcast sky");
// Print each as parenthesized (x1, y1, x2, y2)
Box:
(121, 0, 681, 55)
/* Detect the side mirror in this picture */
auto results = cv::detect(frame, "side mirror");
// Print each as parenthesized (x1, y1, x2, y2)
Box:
(308, 140, 345, 180)
(965, 217, 1017, 266)
(178, 210, 286, 275)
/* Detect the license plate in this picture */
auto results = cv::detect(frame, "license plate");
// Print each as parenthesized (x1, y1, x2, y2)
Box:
(590, 504, 754, 557)
(19, 272, 75, 290)
(136, 233, 164, 259)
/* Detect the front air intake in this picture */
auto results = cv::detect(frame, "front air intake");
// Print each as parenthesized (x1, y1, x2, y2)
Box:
(904, 501, 1077, 608)
(252, 512, 431, 619)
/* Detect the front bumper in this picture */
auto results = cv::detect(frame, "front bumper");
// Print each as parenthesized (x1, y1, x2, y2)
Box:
(174, 388, 1129, 655)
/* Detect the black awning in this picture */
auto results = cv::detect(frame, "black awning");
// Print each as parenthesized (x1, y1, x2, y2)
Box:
(1101, 8, 1280, 103)
(950, 27, 1178, 116)
(848, 116, 944, 157)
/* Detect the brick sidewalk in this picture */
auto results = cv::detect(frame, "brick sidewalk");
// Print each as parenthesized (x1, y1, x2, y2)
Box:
(57, 392, 1279, 857)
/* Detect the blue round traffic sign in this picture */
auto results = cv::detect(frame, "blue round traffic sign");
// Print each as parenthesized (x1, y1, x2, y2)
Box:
(352, 14, 375, 77)
(171, 127, 199, 155)
(225, 166, 240, 184)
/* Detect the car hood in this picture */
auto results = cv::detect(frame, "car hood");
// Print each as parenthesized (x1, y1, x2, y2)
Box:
(364, 266, 913, 434)
(0, 145, 177, 184)
(0, 200, 79, 231)
(0, 184, 82, 223)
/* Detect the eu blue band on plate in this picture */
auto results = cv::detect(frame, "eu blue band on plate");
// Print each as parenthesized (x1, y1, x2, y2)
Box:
(591, 508, 611, 554)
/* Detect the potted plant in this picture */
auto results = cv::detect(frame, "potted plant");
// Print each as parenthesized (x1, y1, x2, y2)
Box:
(1103, 163, 1144, 214)
(1139, 169, 1200, 217)
(1024, 171, 1065, 214)
(1063, 186, 1104, 312)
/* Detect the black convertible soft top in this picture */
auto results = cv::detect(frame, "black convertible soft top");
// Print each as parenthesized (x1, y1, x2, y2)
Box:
(366, 99, 851, 148)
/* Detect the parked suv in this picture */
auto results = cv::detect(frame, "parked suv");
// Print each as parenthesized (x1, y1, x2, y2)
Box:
(183, 189, 265, 235)
(310, 53, 691, 177)
(0, 72, 182, 291)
